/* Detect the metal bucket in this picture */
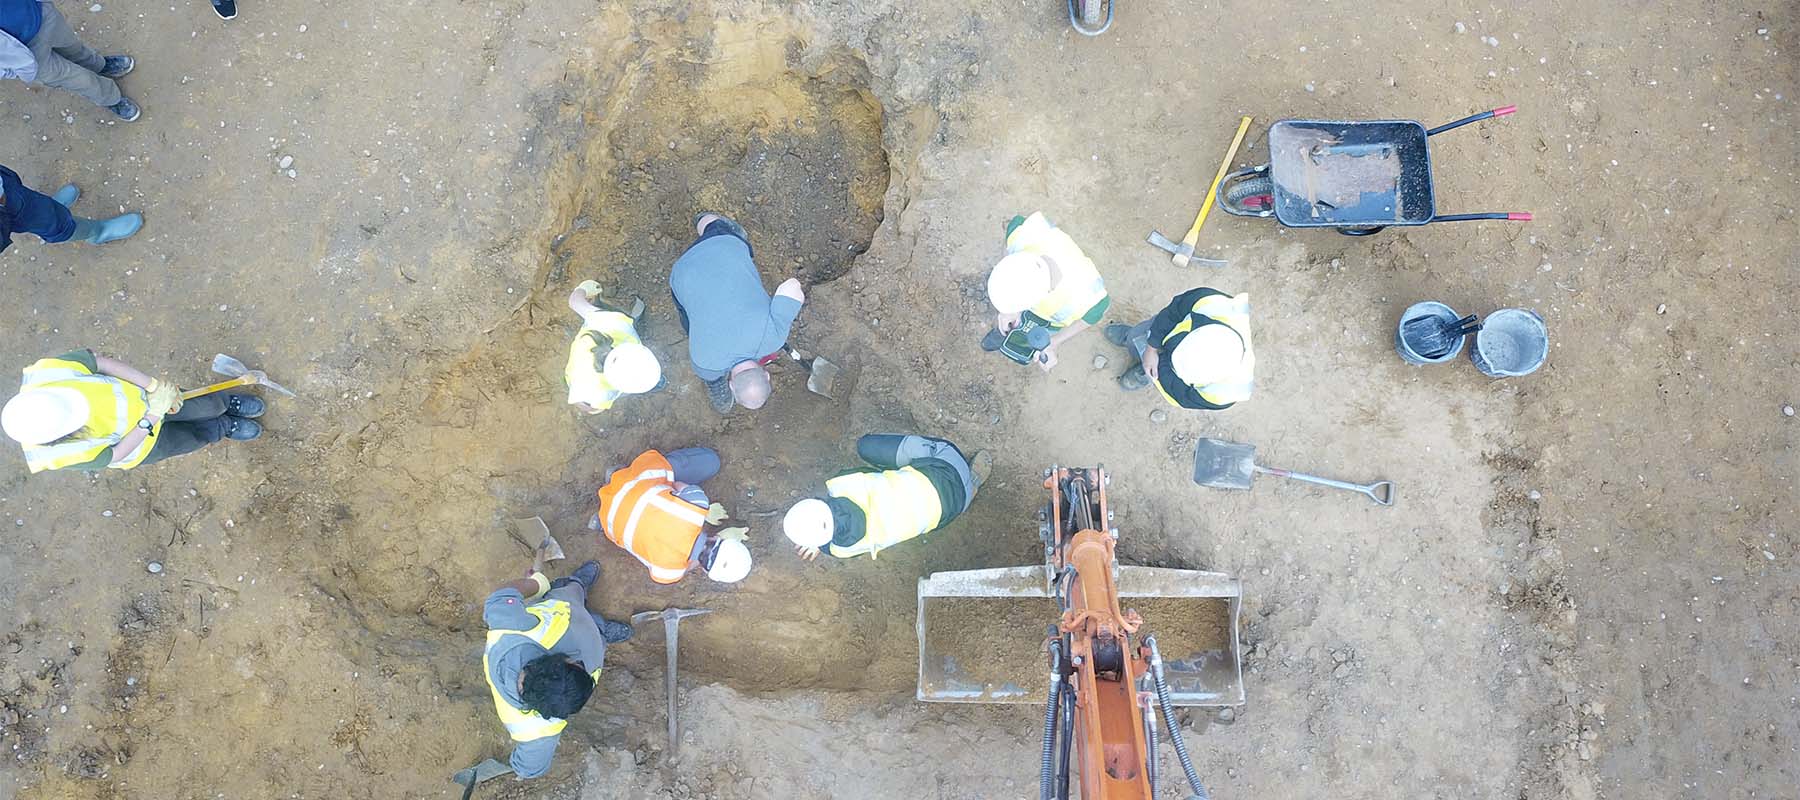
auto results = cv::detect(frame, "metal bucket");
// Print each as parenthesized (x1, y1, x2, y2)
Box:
(1395, 301, 1465, 364)
(1470, 308, 1547, 377)
(916, 565, 1243, 707)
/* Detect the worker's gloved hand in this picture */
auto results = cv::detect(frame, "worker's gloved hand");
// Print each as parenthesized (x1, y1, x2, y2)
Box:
(144, 379, 183, 416)
(704, 502, 729, 525)
(575, 280, 602, 299)
(716, 526, 748, 542)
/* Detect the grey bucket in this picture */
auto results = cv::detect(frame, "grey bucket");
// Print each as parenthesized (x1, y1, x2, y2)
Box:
(1395, 301, 1464, 364)
(1470, 308, 1547, 377)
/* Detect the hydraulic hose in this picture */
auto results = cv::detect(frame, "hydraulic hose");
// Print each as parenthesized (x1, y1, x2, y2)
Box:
(1146, 636, 1210, 800)
(1143, 692, 1159, 793)
(1057, 674, 1075, 799)
(1040, 639, 1063, 800)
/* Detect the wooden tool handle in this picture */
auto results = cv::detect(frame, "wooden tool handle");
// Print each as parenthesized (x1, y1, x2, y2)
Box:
(1181, 115, 1256, 248)
(180, 374, 255, 400)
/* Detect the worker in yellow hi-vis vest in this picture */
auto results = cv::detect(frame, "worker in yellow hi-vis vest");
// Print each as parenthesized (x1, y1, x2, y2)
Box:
(3, 348, 264, 473)
(781, 434, 991, 561)
(481, 558, 634, 779)
(564, 280, 661, 415)
(1103, 288, 1255, 411)
(981, 212, 1111, 372)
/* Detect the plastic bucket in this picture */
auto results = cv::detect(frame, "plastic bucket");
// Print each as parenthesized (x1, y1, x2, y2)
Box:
(1470, 308, 1547, 377)
(1395, 301, 1464, 364)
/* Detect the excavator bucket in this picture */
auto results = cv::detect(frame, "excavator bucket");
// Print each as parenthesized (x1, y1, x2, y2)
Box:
(916, 565, 1243, 706)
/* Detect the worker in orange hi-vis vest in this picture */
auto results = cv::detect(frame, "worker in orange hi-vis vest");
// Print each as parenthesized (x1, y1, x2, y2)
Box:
(589, 447, 752, 585)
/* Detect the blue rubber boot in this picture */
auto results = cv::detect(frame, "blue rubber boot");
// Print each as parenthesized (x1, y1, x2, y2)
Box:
(51, 185, 79, 207)
(75, 214, 143, 245)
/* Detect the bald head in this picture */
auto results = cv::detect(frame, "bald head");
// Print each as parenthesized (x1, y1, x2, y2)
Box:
(728, 362, 772, 410)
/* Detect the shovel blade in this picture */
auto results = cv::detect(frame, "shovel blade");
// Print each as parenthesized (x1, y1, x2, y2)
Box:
(210, 353, 248, 378)
(1192, 437, 1258, 490)
(451, 758, 512, 786)
(804, 357, 843, 398)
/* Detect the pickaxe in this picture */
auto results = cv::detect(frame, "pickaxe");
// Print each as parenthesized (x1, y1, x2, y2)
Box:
(629, 607, 711, 758)
(180, 353, 297, 401)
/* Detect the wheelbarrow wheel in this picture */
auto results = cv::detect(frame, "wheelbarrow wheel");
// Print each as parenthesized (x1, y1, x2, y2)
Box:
(1220, 174, 1274, 215)
(1079, 0, 1104, 27)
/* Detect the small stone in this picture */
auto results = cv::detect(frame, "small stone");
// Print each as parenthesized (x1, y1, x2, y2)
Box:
(1484, 35, 1500, 47)
(1656, 303, 1666, 314)
(146, 562, 163, 574)
(89, 3, 101, 11)
(1453, 21, 1466, 34)
(1784, 405, 1794, 417)
(285, 168, 297, 178)
(1528, 490, 1542, 500)
(125, 677, 136, 686)
(1303, 82, 1315, 92)
(1149, 409, 1168, 423)
(1091, 354, 1109, 370)
(101, 510, 113, 518)
(13, 519, 22, 527)
(59, 705, 67, 714)
(1332, 662, 1354, 679)
(218, 304, 228, 312)
(278, 155, 294, 169)
(1756, 27, 1768, 35)
(224, 518, 235, 529)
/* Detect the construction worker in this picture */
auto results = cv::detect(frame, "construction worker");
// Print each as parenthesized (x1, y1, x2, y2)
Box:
(668, 212, 806, 414)
(590, 447, 753, 585)
(1104, 287, 1254, 410)
(782, 434, 990, 561)
(3, 349, 262, 473)
(481, 559, 634, 779)
(982, 212, 1110, 371)
(2, 164, 143, 252)
(564, 280, 661, 414)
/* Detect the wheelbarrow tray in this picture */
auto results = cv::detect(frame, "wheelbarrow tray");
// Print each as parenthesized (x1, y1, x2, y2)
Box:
(1267, 119, 1434, 227)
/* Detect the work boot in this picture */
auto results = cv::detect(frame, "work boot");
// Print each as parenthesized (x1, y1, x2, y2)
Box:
(222, 393, 266, 419)
(598, 618, 635, 644)
(108, 97, 141, 122)
(223, 417, 262, 441)
(1117, 366, 1152, 392)
(587, 512, 603, 532)
(705, 377, 734, 415)
(51, 184, 79, 207)
(969, 450, 993, 491)
(72, 214, 144, 244)
(569, 559, 600, 592)
(979, 329, 1005, 352)
(1103, 323, 1133, 347)
(211, 0, 237, 20)
(99, 56, 134, 79)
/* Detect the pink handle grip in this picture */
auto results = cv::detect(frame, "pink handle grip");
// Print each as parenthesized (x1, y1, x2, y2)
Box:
(1507, 212, 1533, 221)
(1493, 105, 1518, 117)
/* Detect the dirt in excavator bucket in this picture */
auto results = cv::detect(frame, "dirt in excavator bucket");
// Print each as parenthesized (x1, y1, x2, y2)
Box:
(916, 566, 1244, 706)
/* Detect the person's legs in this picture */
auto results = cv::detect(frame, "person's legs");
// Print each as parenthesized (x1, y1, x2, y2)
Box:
(670, 290, 691, 334)
(166, 393, 228, 422)
(136, 419, 230, 466)
(1125, 320, 1153, 362)
(34, 3, 108, 74)
(28, 5, 121, 107)
(855, 434, 915, 469)
(664, 447, 720, 485)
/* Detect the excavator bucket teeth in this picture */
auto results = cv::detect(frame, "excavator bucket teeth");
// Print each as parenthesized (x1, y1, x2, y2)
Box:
(916, 566, 1244, 707)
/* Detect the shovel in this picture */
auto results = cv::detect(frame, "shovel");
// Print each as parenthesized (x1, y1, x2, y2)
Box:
(1193, 437, 1395, 506)
(180, 354, 297, 401)
(451, 758, 512, 799)
(781, 345, 843, 399)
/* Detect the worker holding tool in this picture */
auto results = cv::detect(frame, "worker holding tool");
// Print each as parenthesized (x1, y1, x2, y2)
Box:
(564, 280, 661, 415)
(1105, 287, 1254, 410)
(982, 212, 1111, 371)
(481, 558, 634, 779)
(2, 349, 262, 473)
(668, 212, 806, 414)
(782, 434, 990, 560)
(590, 447, 753, 585)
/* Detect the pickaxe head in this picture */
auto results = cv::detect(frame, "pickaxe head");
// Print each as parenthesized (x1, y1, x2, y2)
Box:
(209, 353, 297, 398)
(631, 607, 711, 626)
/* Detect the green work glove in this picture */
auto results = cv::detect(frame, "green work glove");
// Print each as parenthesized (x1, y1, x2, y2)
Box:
(145, 378, 183, 416)
(705, 502, 729, 525)
(717, 526, 749, 542)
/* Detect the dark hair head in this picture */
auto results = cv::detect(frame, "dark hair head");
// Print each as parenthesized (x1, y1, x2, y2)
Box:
(520, 654, 594, 719)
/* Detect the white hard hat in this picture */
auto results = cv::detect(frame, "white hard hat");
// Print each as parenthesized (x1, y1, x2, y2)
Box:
(782, 498, 834, 548)
(986, 252, 1053, 314)
(604, 343, 662, 394)
(705, 538, 752, 583)
(2, 388, 90, 446)
(1168, 325, 1246, 385)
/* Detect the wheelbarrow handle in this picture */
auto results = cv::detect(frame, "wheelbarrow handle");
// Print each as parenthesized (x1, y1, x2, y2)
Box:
(1253, 466, 1395, 506)
(1431, 212, 1533, 223)
(1426, 105, 1517, 136)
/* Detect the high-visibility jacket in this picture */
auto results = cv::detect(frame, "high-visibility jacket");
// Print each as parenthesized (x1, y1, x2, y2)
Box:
(1004, 212, 1108, 328)
(595, 450, 705, 584)
(1154, 292, 1255, 409)
(563, 311, 642, 412)
(823, 467, 945, 559)
(482, 597, 600, 743)
(17, 354, 159, 473)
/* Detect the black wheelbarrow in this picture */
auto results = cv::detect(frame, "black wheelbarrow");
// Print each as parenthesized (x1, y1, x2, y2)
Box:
(1217, 106, 1531, 236)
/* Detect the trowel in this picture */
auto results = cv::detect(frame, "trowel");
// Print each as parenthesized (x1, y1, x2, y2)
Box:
(782, 344, 844, 399)
(451, 758, 512, 799)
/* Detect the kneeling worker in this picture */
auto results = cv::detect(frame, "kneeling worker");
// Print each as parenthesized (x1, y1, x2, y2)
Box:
(782, 434, 990, 560)
(982, 212, 1110, 371)
(591, 447, 752, 585)
(1105, 287, 1254, 410)
(564, 280, 661, 414)
(482, 559, 634, 779)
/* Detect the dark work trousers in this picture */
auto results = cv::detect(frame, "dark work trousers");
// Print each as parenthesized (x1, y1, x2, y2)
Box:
(137, 393, 244, 466)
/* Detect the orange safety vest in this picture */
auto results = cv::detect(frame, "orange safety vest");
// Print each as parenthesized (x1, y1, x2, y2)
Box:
(595, 450, 705, 584)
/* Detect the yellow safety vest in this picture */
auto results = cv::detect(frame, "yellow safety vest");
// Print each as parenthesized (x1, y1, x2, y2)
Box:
(482, 598, 601, 743)
(823, 467, 944, 559)
(1155, 293, 1255, 408)
(17, 356, 159, 473)
(563, 311, 642, 413)
(1004, 212, 1108, 328)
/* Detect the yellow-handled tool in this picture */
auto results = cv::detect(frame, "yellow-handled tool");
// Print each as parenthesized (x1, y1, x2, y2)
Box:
(1149, 115, 1254, 267)
(178, 353, 297, 401)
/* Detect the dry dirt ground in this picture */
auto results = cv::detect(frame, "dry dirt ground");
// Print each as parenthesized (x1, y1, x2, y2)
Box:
(0, 0, 1794, 798)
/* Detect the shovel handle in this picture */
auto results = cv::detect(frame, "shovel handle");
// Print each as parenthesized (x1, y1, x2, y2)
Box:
(180, 374, 256, 400)
(1255, 466, 1395, 506)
